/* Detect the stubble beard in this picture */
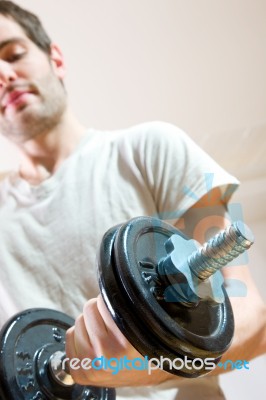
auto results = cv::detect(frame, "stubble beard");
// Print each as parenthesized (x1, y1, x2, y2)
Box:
(0, 71, 67, 144)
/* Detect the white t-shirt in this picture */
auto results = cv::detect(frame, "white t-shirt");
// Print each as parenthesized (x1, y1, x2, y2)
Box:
(0, 121, 238, 399)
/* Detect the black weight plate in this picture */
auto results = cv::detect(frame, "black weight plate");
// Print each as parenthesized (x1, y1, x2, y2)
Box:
(98, 220, 205, 378)
(0, 308, 116, 400)
(98, 217, 234, 377)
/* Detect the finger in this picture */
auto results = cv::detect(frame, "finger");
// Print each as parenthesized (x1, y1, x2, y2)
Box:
(83, 298, 108, 340)
(76, 313, 94, 356)
(82, 298, 122, 358)
(66, 316, 118, 386)
(65, 323, 89, 384)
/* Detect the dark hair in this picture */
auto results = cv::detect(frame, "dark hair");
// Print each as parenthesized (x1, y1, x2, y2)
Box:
(0, 0, 51, 54)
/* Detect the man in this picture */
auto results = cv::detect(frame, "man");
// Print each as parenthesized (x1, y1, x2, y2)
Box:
(0, 1, 265, 399)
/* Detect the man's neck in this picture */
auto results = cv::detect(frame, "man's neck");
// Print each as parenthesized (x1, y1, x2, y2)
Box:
(17, 111, 87, 185)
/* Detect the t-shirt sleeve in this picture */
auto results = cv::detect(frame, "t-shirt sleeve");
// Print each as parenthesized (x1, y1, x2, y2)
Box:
(130, 121, 239, 219)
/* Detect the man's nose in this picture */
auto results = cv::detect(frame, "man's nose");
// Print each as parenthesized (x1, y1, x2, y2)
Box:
(0, 60, 18, 88)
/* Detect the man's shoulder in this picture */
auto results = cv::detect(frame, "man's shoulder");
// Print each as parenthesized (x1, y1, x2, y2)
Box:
(94, 121, 186, 146)
(119, 120, 184, 137)
(80, 122, 189, 161)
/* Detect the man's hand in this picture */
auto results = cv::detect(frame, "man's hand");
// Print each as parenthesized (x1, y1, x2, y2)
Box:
(65, 295, 172, 387)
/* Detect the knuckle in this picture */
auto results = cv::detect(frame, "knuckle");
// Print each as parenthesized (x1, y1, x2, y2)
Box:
(83, 298, 97, 314)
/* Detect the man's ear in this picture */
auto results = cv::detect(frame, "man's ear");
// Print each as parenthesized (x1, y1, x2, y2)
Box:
(49, 43, 66, 79)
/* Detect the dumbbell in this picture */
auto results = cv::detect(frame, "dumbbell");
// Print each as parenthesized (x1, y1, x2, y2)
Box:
(0, 217, 254, 399)
(0, 308, 116, 400)
(98, 216, 253, 377)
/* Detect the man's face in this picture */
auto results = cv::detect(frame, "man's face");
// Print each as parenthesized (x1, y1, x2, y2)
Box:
(0, 15, 67, 143)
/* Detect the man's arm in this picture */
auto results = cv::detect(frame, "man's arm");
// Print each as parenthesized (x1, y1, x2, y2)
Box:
(175, 187, 266, 373)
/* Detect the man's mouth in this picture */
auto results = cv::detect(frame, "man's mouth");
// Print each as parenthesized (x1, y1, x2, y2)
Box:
(1, 89, 36, 113)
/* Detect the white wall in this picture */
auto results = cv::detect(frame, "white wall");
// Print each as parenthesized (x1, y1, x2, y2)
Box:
(0, 1, 265, 398)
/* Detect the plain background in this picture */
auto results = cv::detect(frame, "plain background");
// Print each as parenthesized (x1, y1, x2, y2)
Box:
(0, 1, 265, 398)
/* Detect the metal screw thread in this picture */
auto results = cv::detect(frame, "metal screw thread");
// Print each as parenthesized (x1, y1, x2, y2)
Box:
(187, 221, 254, 280)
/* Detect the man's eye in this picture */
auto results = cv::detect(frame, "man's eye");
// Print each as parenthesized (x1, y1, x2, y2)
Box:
(5, 52, 25, 62)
